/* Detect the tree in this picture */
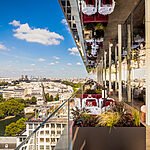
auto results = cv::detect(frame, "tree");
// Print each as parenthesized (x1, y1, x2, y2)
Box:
(0, 94, 5, 102)
(5, 118, 27, 136)
(0, 109, 5, 119)
(0, 82, 8, 86)
(49, 95, 54, 102)
(45, 93, 50, 102)
(30, 96, 37, 104)
(0, 99, 25, 117)
(54, 93, 59, 101)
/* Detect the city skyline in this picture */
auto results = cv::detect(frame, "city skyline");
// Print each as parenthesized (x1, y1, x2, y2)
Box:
(0, 0, 88, 78)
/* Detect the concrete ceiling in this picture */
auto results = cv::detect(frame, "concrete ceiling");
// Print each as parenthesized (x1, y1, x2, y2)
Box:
(103, 0, 142, 49)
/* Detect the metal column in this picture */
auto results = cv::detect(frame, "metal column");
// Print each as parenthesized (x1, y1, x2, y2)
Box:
(109, 43, 113, 93)
(127, 24, 132, 103)
(145, 0, 150, 125)
(118, 24, 122, 102)
(115, 45, 118, 92)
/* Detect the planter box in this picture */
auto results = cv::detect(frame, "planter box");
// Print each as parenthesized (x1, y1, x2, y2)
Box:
(72, 126, 146, 150)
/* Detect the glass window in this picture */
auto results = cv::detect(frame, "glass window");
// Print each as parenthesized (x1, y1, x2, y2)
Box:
(46, 145, 50, 150)
(46, 124, 49, 128)
(57, 124, 61, 128)
(51, 124, 55, 128)
(57, 131, 61, 135)
(51, 138, 55, 143)
(40, 131, 44, 135)
(29, 124, 32, 129)
(20, 138, 23, 142)
(40, 145, 44, 150)
(45, 130, 49, 135)
(34, 124, 38, 128)
(62, 124, 66, 128)
(29, 131, 32, 135)
(46, 138, 50, 142)
(51, 131, 55, 135)
(40, 138, 44, 142)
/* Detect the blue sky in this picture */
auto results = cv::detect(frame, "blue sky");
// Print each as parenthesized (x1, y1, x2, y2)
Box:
(0, 0, 88, 78)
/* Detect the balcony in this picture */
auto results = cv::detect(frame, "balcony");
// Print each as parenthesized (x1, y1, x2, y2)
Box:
(16, 80, 147, 150)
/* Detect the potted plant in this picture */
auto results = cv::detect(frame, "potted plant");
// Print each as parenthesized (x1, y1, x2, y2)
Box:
(71, 102, 146, 150)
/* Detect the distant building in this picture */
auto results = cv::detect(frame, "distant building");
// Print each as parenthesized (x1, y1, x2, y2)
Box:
(17, 117, 67, 150)
(0, 137, 17, 150)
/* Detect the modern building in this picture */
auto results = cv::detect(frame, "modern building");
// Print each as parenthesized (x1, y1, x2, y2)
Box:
(58, 0, 150, 125)
(0, 137, 17, 150)
(16, 0, 150, 149)
(17, 117, 67, 150)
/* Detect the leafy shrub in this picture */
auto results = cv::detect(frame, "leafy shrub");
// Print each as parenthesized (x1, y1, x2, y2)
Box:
(97, 112, 120, 127)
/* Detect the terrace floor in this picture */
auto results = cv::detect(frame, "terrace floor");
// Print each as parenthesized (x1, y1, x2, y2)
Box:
(147, 126, 150, 150)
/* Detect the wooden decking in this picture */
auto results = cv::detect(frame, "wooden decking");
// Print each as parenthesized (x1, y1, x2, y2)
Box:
(147, 126, 150, 150)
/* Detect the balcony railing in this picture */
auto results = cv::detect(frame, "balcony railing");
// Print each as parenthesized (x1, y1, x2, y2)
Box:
(15, 82, 86, 150)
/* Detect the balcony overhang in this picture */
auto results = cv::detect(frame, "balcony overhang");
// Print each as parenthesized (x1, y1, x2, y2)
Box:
(103, 0, 141, 49)
(59, 0, 88, 66)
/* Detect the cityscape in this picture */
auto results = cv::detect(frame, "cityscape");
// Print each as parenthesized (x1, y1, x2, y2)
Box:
(0, 0, 150, 150)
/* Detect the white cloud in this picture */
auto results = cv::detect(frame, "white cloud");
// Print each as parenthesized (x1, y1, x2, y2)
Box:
(53, 56, 60, 60)
(23, 68, 34, 72)
(9, 20, 21, 27)
(55, 61, 59, 64)
(76, 62, 82, 66)
(61, 18, 70, 31)
(61, 19, 68, 26)
(31, 64, 35, 66)
(68, 47, 79, 56)
(9, 20, 64, 45)
(49, 62, 55, 65)
(0, 43, 8, 51)
(38, 58, 46, 62)
(67, 63, 72, 66)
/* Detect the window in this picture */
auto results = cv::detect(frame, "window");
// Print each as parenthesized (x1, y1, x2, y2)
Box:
(40, 145, 44, 150)
(29, 124, 32, 129)
(62, 124, 66, 128)
(51, 146, 55, 150)
(51, 124, 55, 128)
(46, 124, 49, 128)
(57, 124, 61, 128)
(57, 131, 61, 135)
(40, 138, 44, 142)
(45, 130, 49, 135)
(46, 138, 50, 142)
(51, 138, 55, 143)
(40, 131, 44, 135)
(34, 124, 38, 128)
(20, 138, 23, 142)
(46, 145, 50, 150)
(51, 131, 55, 135)
(29, 131, 32, 135)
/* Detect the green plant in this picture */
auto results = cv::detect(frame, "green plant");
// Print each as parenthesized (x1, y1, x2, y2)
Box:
(97, 112, 120, 127)
(81, 113, 98, 127)
(132, 110, 140, 126)
(94, 23, 105, 30)
(71, 107, 99, 127)
(112, 101, 126, 115)
(71, 107, 90, 121)
(116, 113, 134, 127)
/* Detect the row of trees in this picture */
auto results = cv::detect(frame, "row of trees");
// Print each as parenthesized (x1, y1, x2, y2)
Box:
(62, 81, 82, 91)
(45, 93, 59, 102)
(0, 98, 25, 119)
(0, 82, 9, 86)
(5, 118, 27, 136)
(0, 95, 37, 119)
